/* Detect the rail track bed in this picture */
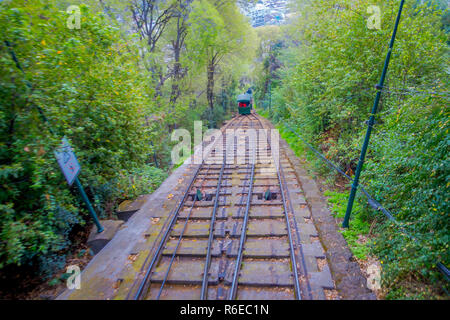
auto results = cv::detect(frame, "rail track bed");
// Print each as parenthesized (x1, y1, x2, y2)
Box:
(128, 113, 334, 300)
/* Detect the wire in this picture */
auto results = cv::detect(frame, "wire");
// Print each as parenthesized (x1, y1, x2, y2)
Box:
(381, 86, 449, 98)
(357, 85, 449, 98)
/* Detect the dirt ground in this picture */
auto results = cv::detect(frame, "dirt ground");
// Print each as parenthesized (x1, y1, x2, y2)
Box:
(0, 224, 94, 300)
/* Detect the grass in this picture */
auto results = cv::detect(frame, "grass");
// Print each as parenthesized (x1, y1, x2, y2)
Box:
(323, 190, 371, 261)
(172, 148, 192, 170)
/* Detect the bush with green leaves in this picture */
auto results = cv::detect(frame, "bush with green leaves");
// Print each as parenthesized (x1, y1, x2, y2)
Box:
(0, 1, 159, 275)
(257, 0, 449, 297)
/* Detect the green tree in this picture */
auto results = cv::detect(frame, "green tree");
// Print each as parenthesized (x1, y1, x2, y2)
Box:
(186, 0, 255, 123)
(0, 0, 161, 276)
(255, 0, 449, 298)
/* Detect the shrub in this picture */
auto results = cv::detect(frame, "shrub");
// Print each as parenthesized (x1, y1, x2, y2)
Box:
(0, 1, 155, 276)
(257, 0, 449, 297)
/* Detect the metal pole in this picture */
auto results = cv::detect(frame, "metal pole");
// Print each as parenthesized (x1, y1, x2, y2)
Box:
(74, 177, 104, 233)
(343, 0, 405, 228)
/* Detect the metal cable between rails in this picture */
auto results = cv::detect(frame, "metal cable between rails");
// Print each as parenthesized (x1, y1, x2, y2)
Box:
(200, 116, 247, 299)
(200, 160, 226, 299)
(156, 164, 213, 299)
(157, 115, 249, 299)
(228, 114, 258, 300)
(130, 116, 242, 300)
(131, 163, 202, 300)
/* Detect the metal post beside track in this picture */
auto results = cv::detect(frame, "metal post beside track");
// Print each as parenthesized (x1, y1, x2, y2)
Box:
(343, 0, 406, 228)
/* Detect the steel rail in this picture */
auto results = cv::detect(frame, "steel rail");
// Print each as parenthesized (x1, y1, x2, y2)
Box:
(282, 119, 450, 282)
(156, 164, 213, 299)
(200, 116, 247, 299)
(132, 164, 202, 300)
(200, 159, 226, 299)
(228, 114, 258, 300)
(156, 116, 245, 299)
(132, 116, 240, 300)
(230, 116, 252, 219)
(251, 113, 303, 299)
(278, 159, 313, 299)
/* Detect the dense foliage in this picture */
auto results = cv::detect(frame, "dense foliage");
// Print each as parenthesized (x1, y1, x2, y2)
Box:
(0, 1, 158, 276)
(255, 0, 449, 298)
(0, 0, 255, 281)
(1, 0, 447, 300)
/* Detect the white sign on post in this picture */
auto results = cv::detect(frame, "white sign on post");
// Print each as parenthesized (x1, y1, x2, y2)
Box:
(54, 137, 81, 186)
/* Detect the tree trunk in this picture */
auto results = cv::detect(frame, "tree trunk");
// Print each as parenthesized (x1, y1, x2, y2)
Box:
(170, 7, 188, 111)
(207, 61, 215, 112)
(170, 35, 181, 107)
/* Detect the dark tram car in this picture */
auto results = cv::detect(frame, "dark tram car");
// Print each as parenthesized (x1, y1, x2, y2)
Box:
(237, 92, 252, 115)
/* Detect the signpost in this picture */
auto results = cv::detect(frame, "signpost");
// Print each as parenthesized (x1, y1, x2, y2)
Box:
(54, 138, 104, 233)
(54, 138, 81, 186)
(6, 39, 104, 234)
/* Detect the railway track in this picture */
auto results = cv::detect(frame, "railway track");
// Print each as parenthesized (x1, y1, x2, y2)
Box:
(127, 112, 329, 300)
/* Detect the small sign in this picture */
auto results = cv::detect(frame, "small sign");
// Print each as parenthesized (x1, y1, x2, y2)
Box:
(54, 137, 81, 186)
